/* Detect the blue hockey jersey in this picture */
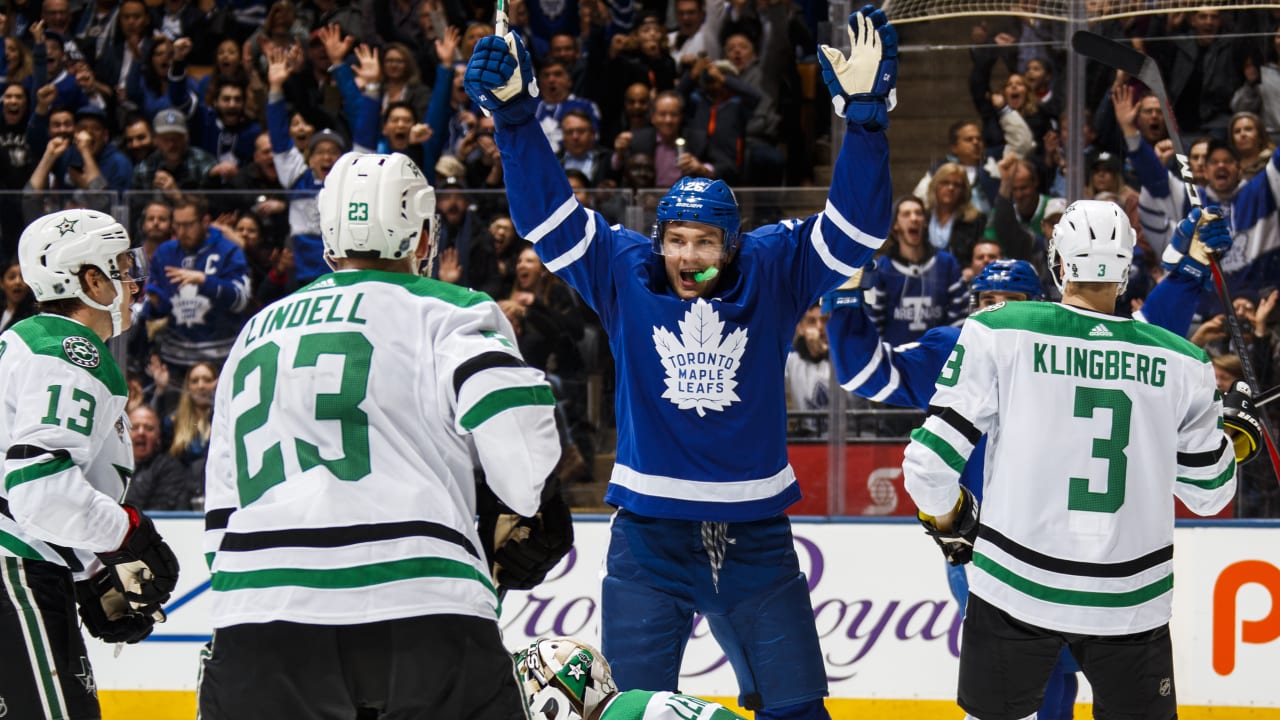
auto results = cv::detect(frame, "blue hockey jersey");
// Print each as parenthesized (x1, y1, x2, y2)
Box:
(145, 227, 251, 350)
(829, 268, 1205, 499)
(497, 118, 891, 521)
(866, 250, 967, 347)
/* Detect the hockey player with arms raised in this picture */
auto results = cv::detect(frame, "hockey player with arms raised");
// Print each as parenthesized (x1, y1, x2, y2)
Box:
(200, 153, 570, 720)
(0, 210, 180, 720)
(902, 200, 1249, 720)
(464, 6, 895, 718)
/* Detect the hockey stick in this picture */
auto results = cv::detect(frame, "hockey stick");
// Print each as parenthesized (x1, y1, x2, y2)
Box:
(1259, 384, 1279, 409)
(495, 0, 509, 36)
(1072, 30, 1280, 478)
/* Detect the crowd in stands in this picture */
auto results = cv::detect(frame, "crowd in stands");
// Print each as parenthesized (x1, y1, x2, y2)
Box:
(0, 0, 1275, 515)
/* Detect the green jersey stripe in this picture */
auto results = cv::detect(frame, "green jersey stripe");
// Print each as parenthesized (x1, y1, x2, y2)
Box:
(973, 551, 1173, 608)
(970, 303, 1207, 362)
(1176, 460, 1236, 490)
(210, 555, 499, 598)
(910, 426, 968, 474)
(0, 530, 45, 562)
(299, 270, 492, 308)
(460, 385, 557, 431)
(4, 455, 76, 492)
(7, 315, 128, 395)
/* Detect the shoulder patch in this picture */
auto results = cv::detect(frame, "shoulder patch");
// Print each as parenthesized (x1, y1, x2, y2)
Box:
(62, 336, 101, 368)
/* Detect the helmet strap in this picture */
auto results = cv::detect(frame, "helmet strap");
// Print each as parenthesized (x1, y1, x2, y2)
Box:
(74, 273, 126, 338)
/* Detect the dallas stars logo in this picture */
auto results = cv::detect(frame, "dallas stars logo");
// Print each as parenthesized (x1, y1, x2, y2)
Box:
(62, 336, 100, 368)
(652, 299, 748, 417)
(55, 216, 78, 236)
(76, 656, 96, 695)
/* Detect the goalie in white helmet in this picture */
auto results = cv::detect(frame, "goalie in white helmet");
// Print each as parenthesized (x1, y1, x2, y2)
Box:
(902, 198, 1239, 720)
(1, 209, 181, 720)
(515, 637, 748, 720)
(201, 152, 569, 720)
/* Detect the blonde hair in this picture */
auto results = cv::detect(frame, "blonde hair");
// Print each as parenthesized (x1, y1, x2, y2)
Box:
(927, 163, 981, 223)
(169, 362, 218, 459)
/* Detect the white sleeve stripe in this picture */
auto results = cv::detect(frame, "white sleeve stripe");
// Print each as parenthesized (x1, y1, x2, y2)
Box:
(841, 340, 885, 392)
(869, 361, 901, 403)
(824, 200, 884, 250)
(543, 211, 597, 273)
(811, 221, 861, 276)
(525, 197, 580, 244)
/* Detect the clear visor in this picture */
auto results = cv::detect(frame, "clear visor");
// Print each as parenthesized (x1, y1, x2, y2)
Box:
(654, 221, 728, 262)
(113, 247, 148, 285)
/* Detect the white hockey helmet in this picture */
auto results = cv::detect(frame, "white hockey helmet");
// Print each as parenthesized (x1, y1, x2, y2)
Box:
(514, 637, 617, 720)
(1048, 199, 1135, 294)
(18, 209, 144, 337)
(318, 152, 436, 270)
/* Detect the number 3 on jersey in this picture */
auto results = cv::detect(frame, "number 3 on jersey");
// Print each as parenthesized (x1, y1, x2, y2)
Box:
(1068, 386, 1131, 513)
(232, 331, 373, 506)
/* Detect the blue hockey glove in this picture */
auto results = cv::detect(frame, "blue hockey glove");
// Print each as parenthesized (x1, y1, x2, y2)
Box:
(464, 32, 540, 127)
(1162, 205, 1230, 289)
(818, 4, 897, 131)
(821, 265, 875, 314)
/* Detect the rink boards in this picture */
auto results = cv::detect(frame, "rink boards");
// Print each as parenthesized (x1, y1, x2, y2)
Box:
(94, 516, 1280, 719)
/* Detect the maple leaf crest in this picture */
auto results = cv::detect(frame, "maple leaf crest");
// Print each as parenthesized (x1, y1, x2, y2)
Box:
(652, 299, 749, 417)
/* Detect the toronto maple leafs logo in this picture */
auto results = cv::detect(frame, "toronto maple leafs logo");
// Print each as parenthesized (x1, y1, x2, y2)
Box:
(652, 299, 748, 417)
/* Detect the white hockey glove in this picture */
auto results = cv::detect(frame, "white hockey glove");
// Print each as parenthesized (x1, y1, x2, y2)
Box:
(818, 4, 898, 130)
(464, 32, 540, 127)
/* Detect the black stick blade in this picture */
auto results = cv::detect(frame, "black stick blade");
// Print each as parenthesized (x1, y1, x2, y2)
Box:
(1071, 31, 1147, 76)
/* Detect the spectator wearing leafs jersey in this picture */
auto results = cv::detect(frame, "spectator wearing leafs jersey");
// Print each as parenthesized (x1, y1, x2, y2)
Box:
(866, 195, 967, 346)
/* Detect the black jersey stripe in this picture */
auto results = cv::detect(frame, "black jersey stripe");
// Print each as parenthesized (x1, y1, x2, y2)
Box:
(205, 508, 234, 531)
(1177, 437, 1230, 468)
(453, 351, 527, 395)
(926, 405, 982, 446)
(979, 525, 1172, 577)
(218, 520, 481, 560)
(4, 445, 69, 462)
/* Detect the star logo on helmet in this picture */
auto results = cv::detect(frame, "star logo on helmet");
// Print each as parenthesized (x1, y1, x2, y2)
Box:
(56, 217, 78, 237)
(565, 662, 585, 680)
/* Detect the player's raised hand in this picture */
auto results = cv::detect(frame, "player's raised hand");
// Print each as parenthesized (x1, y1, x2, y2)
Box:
(463, 31, 540, 126)
(818, 4, 897, 130)
(1163, 205, 1230, 287)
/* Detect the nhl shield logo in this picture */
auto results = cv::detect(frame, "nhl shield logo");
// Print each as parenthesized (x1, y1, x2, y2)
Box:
(652, 299, 748, 417)
(63, 337, 100, 368)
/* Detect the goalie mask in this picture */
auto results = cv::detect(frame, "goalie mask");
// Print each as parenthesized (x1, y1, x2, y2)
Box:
(18, 209, 145, 338)
(1048, 199, 1135, 294)
(515, 637, 617, 720)
(318, 152, 437, 274)
(652, 176, 742, 260)
(970, 258, 1042, 309)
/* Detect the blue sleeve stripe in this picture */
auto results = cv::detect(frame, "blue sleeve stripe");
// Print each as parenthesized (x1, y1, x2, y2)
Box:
(811, 221, 861, 276)
(543, 210, 598, 273)
(526, 196, 580, 244)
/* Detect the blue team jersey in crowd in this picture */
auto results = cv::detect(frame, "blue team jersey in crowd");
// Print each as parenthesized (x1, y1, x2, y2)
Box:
(867, 250, 967, 347)
(498, 119, 891, 522)
(145, 227, 251, 345)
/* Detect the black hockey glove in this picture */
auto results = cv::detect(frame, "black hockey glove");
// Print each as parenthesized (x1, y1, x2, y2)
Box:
(74, 571, 157, 644)
(918, 486, 980, 566)
(478, 477, 575, 591)
(96, 505, 180, 607)
(1223, 381, 1264, 465)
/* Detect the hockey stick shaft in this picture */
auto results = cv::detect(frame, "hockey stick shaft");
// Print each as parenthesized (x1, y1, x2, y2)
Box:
(1259, 384, 1280, 409)
(1072, 30, 1280, 478)
(495, 0, 509, 36)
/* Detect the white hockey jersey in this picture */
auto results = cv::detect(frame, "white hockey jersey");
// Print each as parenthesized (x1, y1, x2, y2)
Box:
(598, 690, 747, 720)
(204, 270, 561, 628)
(903, 302, 1235, 635)
(0, 315, 132, 578)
